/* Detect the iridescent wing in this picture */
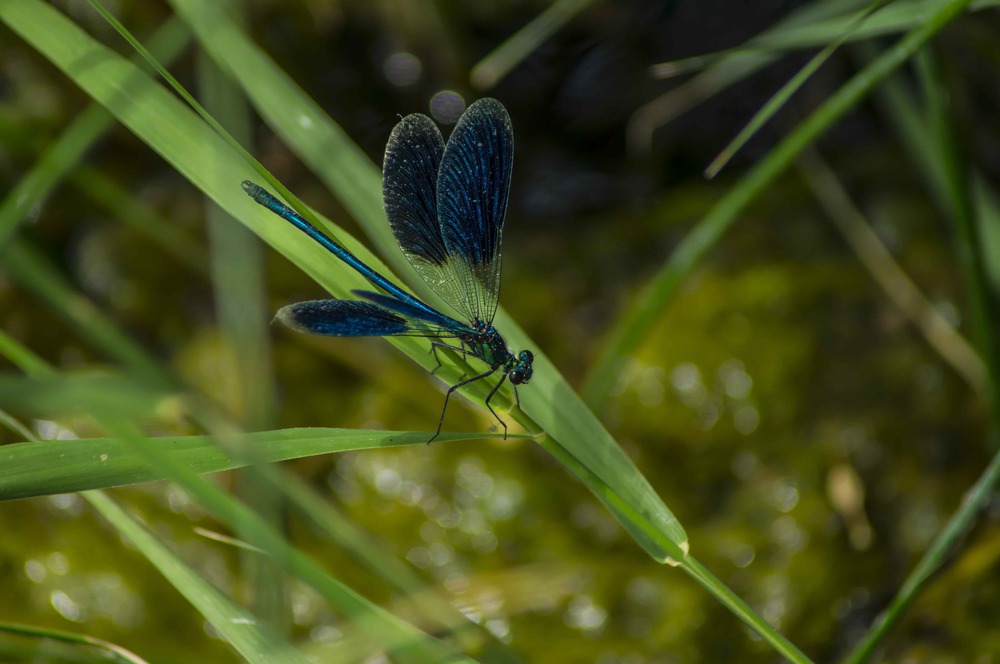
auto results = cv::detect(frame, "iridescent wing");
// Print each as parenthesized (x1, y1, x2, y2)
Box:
(382, 113, 452, 305)
(382, 98, 513, 325)
(276, 299, 465, 339)
(436, 98, 513, 325)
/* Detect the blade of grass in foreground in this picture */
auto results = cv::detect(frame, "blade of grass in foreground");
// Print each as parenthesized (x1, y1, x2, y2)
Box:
(0, 621, 149, 664)
(585, 0, 976, 409)
(0, 422, 488, 501)
(0, 334, 517, 660)
(2, 368, 308, 663)
(2, 376, 472, 664)
(85, 491, 308, 664)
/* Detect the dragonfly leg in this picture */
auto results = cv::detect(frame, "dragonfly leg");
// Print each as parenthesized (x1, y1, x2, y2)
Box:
(483, 372, 510, 440)
(428, 365, 500, 444)
(430, 341, 475, 377)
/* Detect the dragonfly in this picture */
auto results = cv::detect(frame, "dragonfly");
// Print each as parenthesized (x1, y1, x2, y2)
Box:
(242, 97, 533, 442)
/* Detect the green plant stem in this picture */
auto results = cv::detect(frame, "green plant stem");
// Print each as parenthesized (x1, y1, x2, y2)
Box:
(681, 556, 815, 664)
(0, 239, 171, 386)
(534, 431, 812, 663)
(918, 48, 1000, 426)
(0, 621, 149, 664)
(0, 16, 190, 251)
(584, 0, 976, 409)
(843, 443, 1000, 663)
(796, 148, 986, 391)
(706, 0, 892, 178)
(842, 45, 1000, 664)
(469, 0, 600, 89)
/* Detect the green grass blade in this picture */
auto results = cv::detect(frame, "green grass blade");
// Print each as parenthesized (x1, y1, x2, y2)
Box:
(0, 621, 150, 664)
(631, 0, 996, 153)
(0, 239, 170, 385)
(0, 372, 472, 663)
(0, 15, 191, 251)
(796, 148, 986, 391)
(705, 0, 893, 178)
(71, 166, 209, 275)
(469, 0, 602, 90)
(164, 0, 403, 274)
(83, 491, 308, 664)
(585, 0, 976, 409)
(843, 448, 1000, 663)
(0, 422, 480, 501)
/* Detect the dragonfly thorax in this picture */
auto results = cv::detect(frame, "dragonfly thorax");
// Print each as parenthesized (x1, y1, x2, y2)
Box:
(465, 320, 533, 385)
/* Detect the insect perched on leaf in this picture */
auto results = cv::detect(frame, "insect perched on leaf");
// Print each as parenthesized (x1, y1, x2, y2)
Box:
(243, 98, 533, 442)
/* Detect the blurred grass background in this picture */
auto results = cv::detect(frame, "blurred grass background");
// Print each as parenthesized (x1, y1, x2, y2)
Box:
(2, 0, 1000, 662)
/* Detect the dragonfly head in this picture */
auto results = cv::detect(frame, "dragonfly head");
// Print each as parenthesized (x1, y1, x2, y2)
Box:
(508, 350, 534, 385)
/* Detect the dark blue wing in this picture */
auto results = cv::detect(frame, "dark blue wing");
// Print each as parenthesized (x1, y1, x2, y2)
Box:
(276, 300, 461, 338)
(436, 98, 513, 325)
(382, 114, 456, 300)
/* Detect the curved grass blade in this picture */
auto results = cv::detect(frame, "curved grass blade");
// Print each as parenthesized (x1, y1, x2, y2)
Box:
(469, 0, 601, 90)
(85, 492, 308, 664)
(796, 147, 986, 391)
(0, 16, 191, 251)
(0, 372, 500, 501)
(0, 374, 473, 663)
(0, 425, 493, 502)
(164, 0, 402, 276)
(0, 621, 150, 664)
(705, 0, 894, 178)
(0, 337, 516, 660)
(630, 0, 996, 154)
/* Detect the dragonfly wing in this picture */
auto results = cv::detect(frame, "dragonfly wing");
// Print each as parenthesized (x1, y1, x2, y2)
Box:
(276, 300, 461, 338)
(436, 98, 513, 325)
(382, 114, 459, 304)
